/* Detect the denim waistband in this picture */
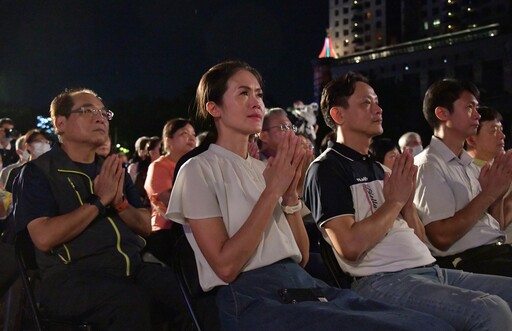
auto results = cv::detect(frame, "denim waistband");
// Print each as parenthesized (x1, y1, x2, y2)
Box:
(353, 263, 437, 281)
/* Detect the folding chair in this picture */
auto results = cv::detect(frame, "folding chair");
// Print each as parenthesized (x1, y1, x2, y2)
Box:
(172, 235, 221, 331)
(15, 230, 94, 331)
(318, 235, 353, 289)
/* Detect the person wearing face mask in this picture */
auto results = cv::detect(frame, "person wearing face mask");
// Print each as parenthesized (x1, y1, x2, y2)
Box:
(0, 135, 28, 190)
(4, 130, 51, 193)
(398, 131, 423, 156)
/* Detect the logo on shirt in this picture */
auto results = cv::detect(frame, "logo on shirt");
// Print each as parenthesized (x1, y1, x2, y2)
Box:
(356, 176, 368, 182)
(363, 183, 378, 211)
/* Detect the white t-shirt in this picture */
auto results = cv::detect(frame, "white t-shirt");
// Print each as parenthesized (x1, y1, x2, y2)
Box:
(414, 136, 504, 257)
(166, 144, 302, 291)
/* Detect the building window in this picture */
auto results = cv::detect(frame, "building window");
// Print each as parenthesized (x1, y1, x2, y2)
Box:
(376, 0, 382, 5)
(343, 7, 349, 14)
(365, 11, 372, 20)
(335, 9, 339, 16)
(365, 24, 371, 30)
(335, 0, 339, 5)
(344, 29, 349, 36)
(335, 21, 340, 27)
(336, 31, 340, 38)
(432, 7, 439, 15)
(343, 18, 349, 24)
(376, 21, 382, 28)
(365, 35, 371, 42)
(376, 9, 382, 17)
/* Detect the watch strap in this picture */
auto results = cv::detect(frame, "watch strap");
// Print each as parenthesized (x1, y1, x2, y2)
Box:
(281, 200, 303, 214)
(86, 194, 106, 216)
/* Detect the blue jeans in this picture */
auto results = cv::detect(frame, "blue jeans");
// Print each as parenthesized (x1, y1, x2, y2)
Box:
(352, 265, 512, 330)
(216, 259, 453, 331)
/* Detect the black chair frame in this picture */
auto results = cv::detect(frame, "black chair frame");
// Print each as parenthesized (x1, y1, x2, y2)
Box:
(15, 231, 93, 331)
(172, 235, 221, 331)
(318, 235, 353, 289)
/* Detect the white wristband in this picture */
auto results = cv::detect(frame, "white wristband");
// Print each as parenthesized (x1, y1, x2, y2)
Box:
(281, 200, 303, 214)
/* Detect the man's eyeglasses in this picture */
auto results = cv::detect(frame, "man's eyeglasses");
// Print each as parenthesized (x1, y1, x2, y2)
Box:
(69, 106, 114, 121)
(263, 124, 297, 133)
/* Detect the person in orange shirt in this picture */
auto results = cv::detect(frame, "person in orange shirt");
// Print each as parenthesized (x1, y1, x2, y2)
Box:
(144, 118, 195, 264)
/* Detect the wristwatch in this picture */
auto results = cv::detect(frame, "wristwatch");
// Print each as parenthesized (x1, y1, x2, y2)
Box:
(86, 194, 106, 216)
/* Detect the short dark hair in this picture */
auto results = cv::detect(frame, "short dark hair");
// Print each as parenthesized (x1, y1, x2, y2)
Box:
(24, 129, 49, 155)
(321, 71, 369, 131)
(476, 106, 503, 135)
(0, 118, 14, 128)
(422, 79, 480, 130)
(369, 138, 399, 165)
(50, 88, 101, 135)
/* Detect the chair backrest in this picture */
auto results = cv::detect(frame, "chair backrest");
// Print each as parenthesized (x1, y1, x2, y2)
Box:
(173, 235, 221, 331)
(318, 235, 353, 289)
(14, 230, 94, 331)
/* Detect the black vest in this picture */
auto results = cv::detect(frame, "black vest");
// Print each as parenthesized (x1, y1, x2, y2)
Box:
(32, 146, 145, 277)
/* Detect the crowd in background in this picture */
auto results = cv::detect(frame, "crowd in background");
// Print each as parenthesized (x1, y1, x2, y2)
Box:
(1, 60, 512, 330)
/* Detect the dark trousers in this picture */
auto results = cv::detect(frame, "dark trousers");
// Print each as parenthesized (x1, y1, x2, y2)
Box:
(436, 243, 512, 277)
(39, 263, 193, 331)
(145, 227, 182, 267)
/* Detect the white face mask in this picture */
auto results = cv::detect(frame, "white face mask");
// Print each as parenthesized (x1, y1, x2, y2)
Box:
(411, 145, 423, 157)
(21, 150, 30, 161)
(31, 142, 51, 158)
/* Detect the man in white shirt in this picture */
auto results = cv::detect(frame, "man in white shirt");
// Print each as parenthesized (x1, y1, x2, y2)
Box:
(415, 78, 512, 275)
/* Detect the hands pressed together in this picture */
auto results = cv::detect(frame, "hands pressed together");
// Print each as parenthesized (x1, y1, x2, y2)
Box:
(479, 149, 512, 201)
(93, 154, 125, 207)
(263, 132, 306, 206)
(383, 151, 418, 209)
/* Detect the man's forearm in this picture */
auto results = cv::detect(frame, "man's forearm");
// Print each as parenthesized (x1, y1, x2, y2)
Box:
(117, 206, 151, 237)
(401, 203, 426, 241)
(27, 204, 99, 252)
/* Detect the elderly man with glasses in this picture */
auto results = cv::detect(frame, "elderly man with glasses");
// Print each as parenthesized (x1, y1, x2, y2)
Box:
(12, 88, 192, 330)
(258, 107, 297, 162)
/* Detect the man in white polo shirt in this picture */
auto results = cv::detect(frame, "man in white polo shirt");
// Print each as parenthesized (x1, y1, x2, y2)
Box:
(415, 78, 512, 275)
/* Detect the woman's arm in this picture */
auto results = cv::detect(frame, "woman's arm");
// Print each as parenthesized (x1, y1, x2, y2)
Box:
(189, 132, 306, 282)
(283, 211, 309, 267)
(188, 186, 281, 283)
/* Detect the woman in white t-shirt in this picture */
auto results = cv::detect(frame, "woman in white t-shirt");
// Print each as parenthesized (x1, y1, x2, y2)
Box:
(166, 61, 452, 331)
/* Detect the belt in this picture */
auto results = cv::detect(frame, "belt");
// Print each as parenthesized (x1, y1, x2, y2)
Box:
(436, 242, 511, 268)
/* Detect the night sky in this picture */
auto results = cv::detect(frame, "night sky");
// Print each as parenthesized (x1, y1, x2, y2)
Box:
(0, 1, 329, 116)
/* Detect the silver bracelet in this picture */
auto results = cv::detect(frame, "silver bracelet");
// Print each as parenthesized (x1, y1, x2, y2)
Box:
(281, 200, 303, 214)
